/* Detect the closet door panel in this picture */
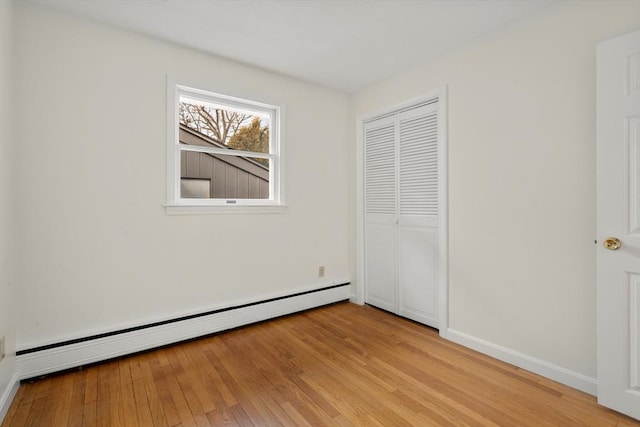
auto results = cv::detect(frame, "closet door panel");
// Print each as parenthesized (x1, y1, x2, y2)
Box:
(364, 115, 397, 312)
(364, 220, 397, 312)
(398, 226, 438, 327)
(397, 102, 439, 327)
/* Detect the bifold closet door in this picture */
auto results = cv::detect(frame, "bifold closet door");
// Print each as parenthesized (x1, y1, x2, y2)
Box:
(397, 104, 439, 327)
(363, 101, 440, 329)
(363, 115, 397, 312)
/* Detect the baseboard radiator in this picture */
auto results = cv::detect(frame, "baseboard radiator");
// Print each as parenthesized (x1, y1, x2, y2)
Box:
(17, 282, 350, 380)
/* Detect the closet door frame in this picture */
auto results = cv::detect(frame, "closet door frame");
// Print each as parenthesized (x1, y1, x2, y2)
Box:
(355, 88, 449, 337)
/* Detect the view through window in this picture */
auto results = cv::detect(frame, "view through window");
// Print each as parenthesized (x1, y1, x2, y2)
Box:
(177, 91, 276, 201)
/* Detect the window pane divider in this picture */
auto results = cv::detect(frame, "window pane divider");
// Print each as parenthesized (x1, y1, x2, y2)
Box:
(178, 144, 273, 160)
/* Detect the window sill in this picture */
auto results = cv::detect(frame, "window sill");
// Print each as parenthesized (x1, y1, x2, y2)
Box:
(164, 204, 287, 215)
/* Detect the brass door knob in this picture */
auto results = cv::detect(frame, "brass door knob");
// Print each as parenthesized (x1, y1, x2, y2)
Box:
(603, 237, 622, 250)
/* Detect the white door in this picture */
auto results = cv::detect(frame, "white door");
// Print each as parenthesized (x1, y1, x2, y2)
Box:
(364, 115, 397, 312)
(596, 29, 640, 420)
(398, 104, 439, 327)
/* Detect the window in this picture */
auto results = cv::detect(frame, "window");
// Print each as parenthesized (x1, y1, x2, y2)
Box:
(166, 80, 284, 214)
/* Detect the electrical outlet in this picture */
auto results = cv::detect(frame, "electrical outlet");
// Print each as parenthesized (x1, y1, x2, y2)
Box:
(318, 266, 325, 278)
(0, 336, 5, 362)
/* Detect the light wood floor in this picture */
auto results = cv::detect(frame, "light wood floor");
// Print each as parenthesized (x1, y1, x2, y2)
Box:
(3, 302, 639, 426)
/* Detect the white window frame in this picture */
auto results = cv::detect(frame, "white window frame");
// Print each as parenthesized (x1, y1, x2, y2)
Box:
(165, 78, 285, 214)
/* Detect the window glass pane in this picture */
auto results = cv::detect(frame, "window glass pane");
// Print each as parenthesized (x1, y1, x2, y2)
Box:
(180, 178, 210, 199)
(179, 95, 270, 155)
(180, 150, 270, 200)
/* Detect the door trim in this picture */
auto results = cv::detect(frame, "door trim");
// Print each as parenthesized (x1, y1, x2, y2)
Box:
(354, 87, 449, 336)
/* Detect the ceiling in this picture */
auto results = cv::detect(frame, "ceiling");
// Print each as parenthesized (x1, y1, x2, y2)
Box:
(29, 0, 557, 93)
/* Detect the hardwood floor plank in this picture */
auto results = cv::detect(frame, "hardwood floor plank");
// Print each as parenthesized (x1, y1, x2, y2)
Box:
(174, 343, 217, 414)
(3, 302, 639, 426)
(280, 401, 314, 427)
(138, 353, 169, 427)
(221, 337, 321, 427)
(80, 367, 98, 427)
(117, 360, 139, 427)
(148, 351, 184, 427)
(207, 336, 283, 426)
(198, 337, 239, 408)
(22, 398, 44, 427)
(242, 336, 339, 425)
(390, 388, 469, 426)
(205, 398, 243, 426)
(13, 377, 51, 426)
(164, 346, 210, 427)
(51, 373, 75, 426)
(128, 359, 153, 426)
(66, 371, 87, 427)
(95, 364, 115, 427)
(35, 375, 66, 427)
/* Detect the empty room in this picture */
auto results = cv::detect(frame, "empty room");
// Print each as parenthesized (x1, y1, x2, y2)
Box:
(1, 0, 640, 425)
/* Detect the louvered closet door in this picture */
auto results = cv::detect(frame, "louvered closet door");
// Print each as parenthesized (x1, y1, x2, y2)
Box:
(364, 115, 397, 312)
(398, 103, 439, 327)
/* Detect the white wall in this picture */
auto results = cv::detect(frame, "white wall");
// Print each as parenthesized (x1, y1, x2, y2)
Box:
(351, 0, 640, 379)
(13, 3, 350, 350)
(0, 0, 17, 417)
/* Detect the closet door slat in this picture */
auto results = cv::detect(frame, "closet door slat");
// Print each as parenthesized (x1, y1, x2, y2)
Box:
(364, 122, 396, 215)
(399, 111, 438, 217)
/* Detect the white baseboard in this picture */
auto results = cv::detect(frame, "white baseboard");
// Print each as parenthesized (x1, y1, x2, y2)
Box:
(17, 284, 350, 380)
(0, 372, 20, 425)
(446, 328, 597, 395)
